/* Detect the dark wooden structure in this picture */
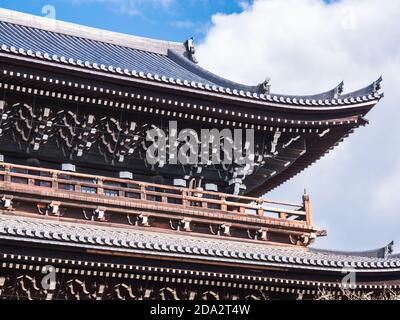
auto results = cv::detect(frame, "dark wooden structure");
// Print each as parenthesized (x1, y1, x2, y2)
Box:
(0, 8, 398, 300)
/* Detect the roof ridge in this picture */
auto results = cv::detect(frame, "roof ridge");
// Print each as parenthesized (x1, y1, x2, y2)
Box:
(0, 7, 186, 56)
(310, 241, 394, 259)
(168, 49, 260, 92)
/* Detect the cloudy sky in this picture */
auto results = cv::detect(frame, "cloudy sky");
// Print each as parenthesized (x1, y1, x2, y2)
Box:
(0, 0, 399, 252)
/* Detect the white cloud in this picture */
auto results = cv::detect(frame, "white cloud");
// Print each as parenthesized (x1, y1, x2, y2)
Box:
(238, 1, 252, 10)
(197, 0, 400, 251)
(374, 160, 400, 217)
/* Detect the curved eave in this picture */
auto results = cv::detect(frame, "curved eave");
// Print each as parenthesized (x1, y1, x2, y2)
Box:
(0, 49, 383, 116)
(0, 61, 373, 135)
(0, 214, 400, 278)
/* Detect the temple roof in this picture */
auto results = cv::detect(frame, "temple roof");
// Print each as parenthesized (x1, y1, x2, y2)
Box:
(1, 214, 399, 275)
(0, 8, 385, 197)
(0, 8, 383, 108)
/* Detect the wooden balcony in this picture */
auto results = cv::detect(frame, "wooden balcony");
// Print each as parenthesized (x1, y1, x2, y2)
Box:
(0, 162, 325, 246)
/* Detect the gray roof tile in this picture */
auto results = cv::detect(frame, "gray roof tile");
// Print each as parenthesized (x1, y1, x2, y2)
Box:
(0, 13, 383, 107)
(0, 214, 399, 272)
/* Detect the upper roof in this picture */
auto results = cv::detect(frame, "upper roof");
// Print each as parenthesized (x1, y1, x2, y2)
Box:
(0, 8, 383, 108)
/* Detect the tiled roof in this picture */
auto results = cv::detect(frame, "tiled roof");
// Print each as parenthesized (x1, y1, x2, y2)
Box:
(0, 214, 399, 272)
(0, 8, 383, 107)
(0, 21, 223, 87)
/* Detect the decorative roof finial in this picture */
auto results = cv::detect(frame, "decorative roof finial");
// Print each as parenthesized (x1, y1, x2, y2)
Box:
(184, 37, 198, 64)
(387, 241, 394, 255)
(334, 81, 344, 99)
(259, 77, 271, 95)
(373, 76, 383, 93)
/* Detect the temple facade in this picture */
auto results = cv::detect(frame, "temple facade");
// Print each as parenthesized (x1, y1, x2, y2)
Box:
(0, 8, 399, 300)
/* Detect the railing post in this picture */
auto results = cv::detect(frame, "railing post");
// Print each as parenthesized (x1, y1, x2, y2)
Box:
(182, 189, 188, 208)
(140, 185, 146, 200)
(4, 165, 11, 183)
(220, 196, 227, 211)
(97, 178, 104, 195)
(52, 172, 58, 189)
(257, 200, 264, 216)
(303, 190, 312, 225)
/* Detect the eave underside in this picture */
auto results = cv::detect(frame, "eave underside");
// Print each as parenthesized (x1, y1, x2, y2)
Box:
(0, 61, 373, 197)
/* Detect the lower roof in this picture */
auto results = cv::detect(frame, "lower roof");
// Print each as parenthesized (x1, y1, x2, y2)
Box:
(0, 214, 399, 273)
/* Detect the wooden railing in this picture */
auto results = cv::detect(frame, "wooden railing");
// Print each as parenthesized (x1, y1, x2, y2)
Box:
(0, 163, 311, 224)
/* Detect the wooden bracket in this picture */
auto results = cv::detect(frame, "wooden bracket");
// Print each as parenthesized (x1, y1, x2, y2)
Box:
(83, 207, 107, 222)
(48, 201, 61, 216)
(257, 228, 268, 241)
(170, 218, 192, 232)
(138, 214, 150, 227)
(1, 195, 13, 209)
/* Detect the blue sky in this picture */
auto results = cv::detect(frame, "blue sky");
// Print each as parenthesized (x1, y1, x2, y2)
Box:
(0, 0, 250, 42)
